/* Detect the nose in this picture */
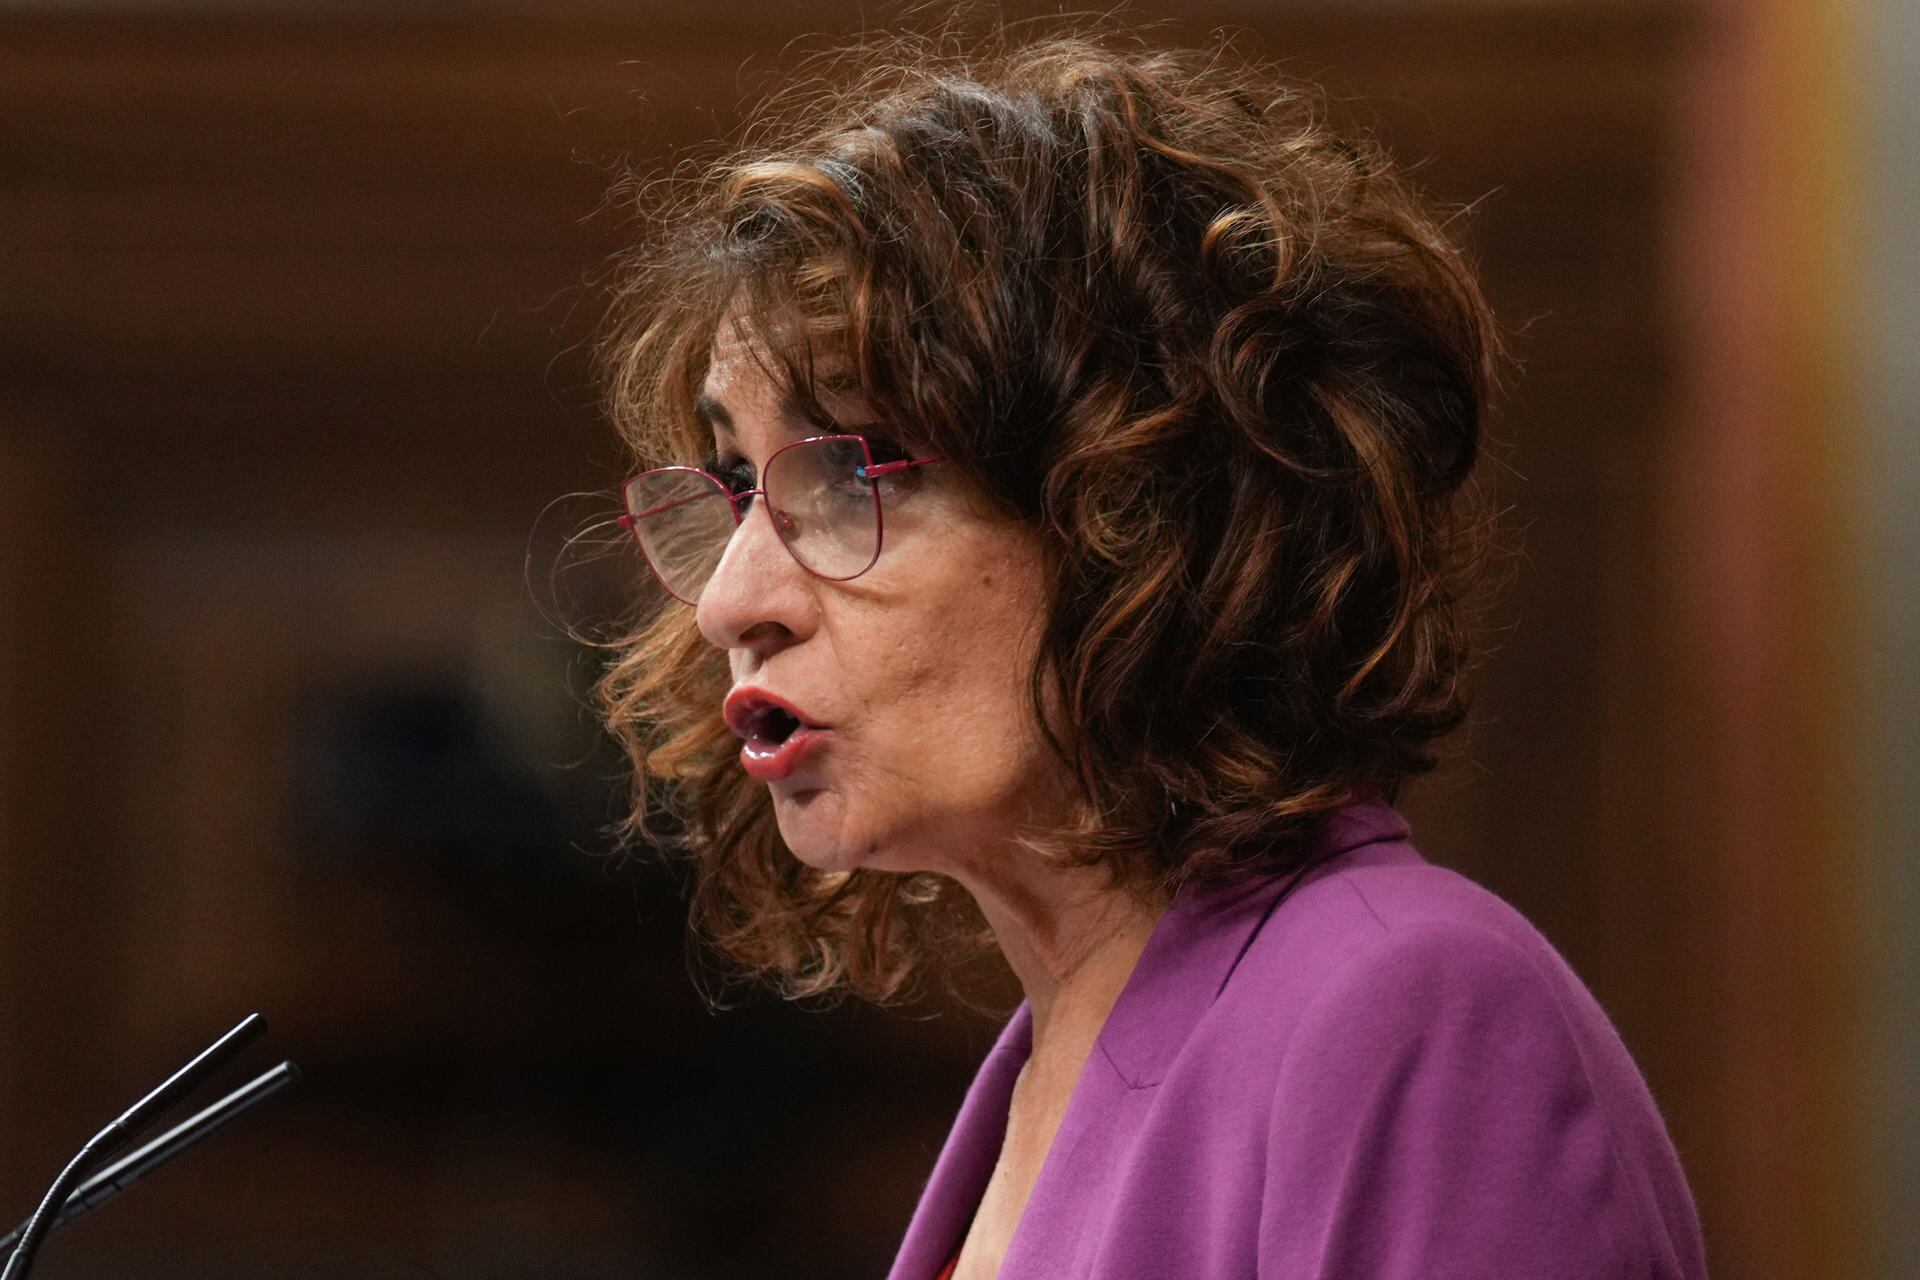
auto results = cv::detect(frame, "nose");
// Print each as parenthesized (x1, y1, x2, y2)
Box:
(695, 493, 815, 654)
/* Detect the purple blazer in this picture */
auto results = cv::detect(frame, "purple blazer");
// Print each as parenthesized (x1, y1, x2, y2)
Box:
(886, 798, 1708, 1279)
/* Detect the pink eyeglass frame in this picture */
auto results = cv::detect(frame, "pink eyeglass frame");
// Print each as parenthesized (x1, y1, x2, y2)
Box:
(617, 432, 944, 605)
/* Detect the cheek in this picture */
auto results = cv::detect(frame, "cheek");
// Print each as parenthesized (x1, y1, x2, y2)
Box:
(866, 626, 977, 759)
(774, 536, 1068, 872)
(894, 587, 1044, 777)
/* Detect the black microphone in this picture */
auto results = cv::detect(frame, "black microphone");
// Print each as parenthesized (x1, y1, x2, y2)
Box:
(0, 1061, 300, 1260)
(1, 1014, 294, 1280)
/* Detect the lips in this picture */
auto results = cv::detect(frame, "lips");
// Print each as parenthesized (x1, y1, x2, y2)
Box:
(723, 687, 830, 783)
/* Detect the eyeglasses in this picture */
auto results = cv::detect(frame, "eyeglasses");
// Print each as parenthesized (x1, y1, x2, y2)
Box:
(618, 433, 944, 605)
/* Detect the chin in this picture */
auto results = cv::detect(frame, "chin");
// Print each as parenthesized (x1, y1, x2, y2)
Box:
(772, 790, 871, 873)
(773, 793, 936, 878)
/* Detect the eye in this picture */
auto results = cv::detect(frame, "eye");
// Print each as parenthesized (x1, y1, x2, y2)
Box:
(706, 452, 756, 497)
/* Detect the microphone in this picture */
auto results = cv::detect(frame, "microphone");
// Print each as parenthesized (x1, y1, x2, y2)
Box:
(1, 1014, 296, 1280)
(0, 1062, 300, 1260)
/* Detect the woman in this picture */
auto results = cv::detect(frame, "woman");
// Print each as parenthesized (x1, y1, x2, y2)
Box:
(595, 25, 1708, 1280)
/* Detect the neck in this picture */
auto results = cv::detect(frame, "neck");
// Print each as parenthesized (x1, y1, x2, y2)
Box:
(959, 859, 1168, 1071)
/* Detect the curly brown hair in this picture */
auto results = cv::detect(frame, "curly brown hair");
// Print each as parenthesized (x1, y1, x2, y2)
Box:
(594, 20, 1508, 1005)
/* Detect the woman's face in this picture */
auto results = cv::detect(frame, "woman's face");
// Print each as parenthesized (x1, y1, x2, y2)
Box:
(692, 325, 1070, 885)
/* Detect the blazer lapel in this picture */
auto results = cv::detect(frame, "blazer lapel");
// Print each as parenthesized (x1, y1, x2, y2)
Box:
(885, 1002, 1033, 1280)
(1096, 796, 1412, 1086)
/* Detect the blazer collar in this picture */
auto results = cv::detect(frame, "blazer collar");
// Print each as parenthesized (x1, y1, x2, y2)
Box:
(1089, 794, 1412, 1087)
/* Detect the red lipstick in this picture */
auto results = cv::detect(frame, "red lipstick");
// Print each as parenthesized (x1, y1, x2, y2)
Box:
(723, 687, 830, 783)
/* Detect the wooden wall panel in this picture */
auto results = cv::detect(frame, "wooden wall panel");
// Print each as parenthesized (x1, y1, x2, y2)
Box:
(1655, 1, 1872, 1275)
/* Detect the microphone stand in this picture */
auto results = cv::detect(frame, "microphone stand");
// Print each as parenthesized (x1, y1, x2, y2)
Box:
(0, 1014, 297, 1280)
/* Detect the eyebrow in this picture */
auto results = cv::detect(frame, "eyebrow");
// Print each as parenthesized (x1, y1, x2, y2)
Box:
(694, 375, 865, 442)
(693, 393, 736, 436)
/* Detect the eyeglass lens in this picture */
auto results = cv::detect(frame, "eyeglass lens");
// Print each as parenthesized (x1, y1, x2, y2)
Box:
(623, 469, 736, 603)
(624, 436, 883, 603)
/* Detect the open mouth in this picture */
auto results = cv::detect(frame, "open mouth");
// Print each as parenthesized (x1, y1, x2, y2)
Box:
(747, 705, 803, 747)
(723, 689, 828, 782)
(733, 702, 827, 783)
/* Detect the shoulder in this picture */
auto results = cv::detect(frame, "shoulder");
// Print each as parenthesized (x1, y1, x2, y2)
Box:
(1223, 848, 1596, 1042)
(1225, 851, 1707, 1278)
(1211, 846, 1673, 1161)
(1273, 844, 1556, 958)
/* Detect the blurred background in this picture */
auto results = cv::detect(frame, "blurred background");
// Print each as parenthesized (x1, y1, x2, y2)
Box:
(0, 0, 1911, 1277)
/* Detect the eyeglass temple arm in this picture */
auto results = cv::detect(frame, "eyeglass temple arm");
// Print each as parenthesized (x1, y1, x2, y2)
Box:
(856, 455, 943, 480)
